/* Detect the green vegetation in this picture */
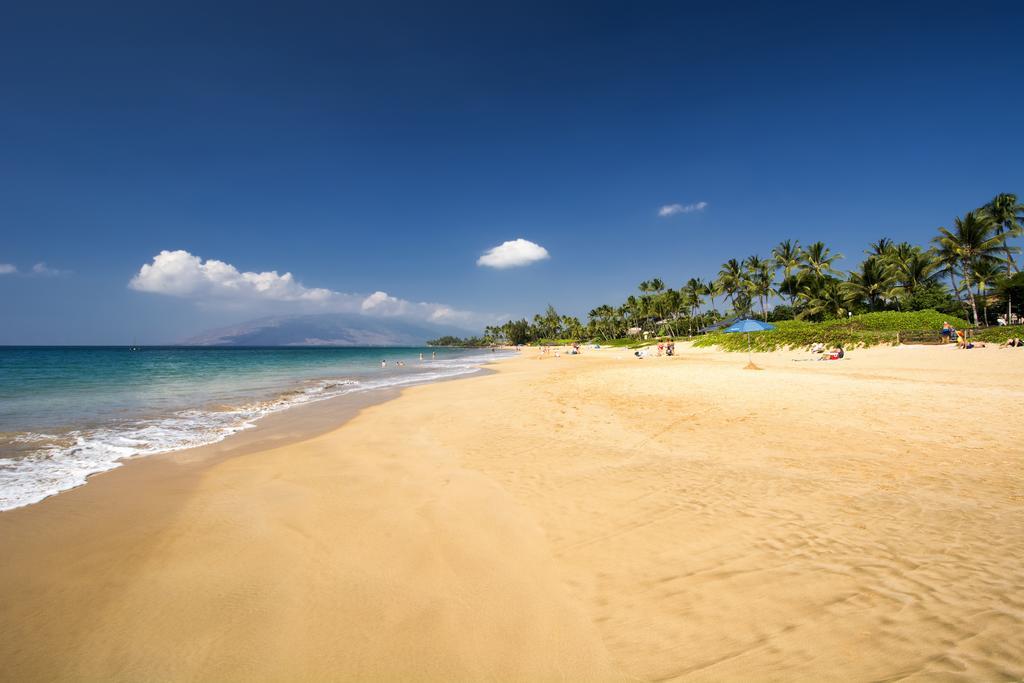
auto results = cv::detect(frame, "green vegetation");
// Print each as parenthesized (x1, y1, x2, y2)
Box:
(829, 310, 969, 332)
(973, 325, 1024, 343)
(692, 310, 970, 352)
(425, 335, 490, 347)
(471, 193, 1022, 350)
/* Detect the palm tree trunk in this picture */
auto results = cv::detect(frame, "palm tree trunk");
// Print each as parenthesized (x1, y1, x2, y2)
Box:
(1005, 245, 1019, 274)
(948, 271, 965, 315)
(962, 260, 980, 326)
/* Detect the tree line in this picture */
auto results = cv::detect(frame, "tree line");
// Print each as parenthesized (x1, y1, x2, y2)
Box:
(439, 193, 1023, 346)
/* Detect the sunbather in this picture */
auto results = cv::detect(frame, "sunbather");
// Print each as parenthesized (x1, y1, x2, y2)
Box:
(819, 346, 844, 360)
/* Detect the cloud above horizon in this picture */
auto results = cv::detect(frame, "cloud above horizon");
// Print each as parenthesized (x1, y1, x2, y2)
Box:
(0, 263, 16, 275)
(130, 250, 493, 329)
(31, 262, 71, 277)
(658, 201, 708, 217)
(476, 238, 550, 269)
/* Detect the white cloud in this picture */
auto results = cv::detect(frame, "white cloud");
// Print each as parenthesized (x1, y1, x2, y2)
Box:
(129, 250, 493, 329)
(31, 262, 71, 277)
(130, 250, 335, 303)
(476, 238, 550, 269)
(0, 264, 16, 275)
(658, 201, 708, 217)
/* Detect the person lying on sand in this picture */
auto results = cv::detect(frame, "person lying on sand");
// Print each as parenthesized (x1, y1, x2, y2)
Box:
(819, 346, 845, 361)
(809, 342, 826, 354)
(1000, 338, 1023, 348)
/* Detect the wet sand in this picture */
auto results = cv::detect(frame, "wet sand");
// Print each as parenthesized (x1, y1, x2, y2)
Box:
(1, 344, 1022, 680)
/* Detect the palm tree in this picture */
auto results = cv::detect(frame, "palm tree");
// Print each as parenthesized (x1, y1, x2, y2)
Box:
(624, 295, 640, 327)
(659, 288, 682, 336)
(717, 259, 744, 312)
(933, 211, 1005, 326)
(704, 278, 722, 313)
(866, 237, 895, 258)
(777, 273, 803, 312)
(934, 239, 967, 316)
(637, 281, 654, 329)
(772, 240, 802, 308)
(800, 241, 844, 281)
(971, 259, 1005, 326)
(743, 255, 775, 320)
(844, 257, 893, 311)
(682, 278, 705, 334)
(888, 249, 940, 304)
(800, 279, 856, 320)
(561, 315, 584, 340)
(588, 305, 617, 340)
(984, 193, 1023, 273)
(649, 277, 667, 323)
(886, 241, 917, 266)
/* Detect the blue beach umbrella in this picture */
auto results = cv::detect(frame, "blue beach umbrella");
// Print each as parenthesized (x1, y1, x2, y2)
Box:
(723, 319, 776, 370)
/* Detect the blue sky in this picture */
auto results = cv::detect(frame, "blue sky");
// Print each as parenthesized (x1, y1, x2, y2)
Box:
(2, 0, 1023, 343)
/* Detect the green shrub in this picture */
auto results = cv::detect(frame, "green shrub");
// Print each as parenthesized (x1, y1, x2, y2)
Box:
(820, 310, 968, 332)
(692, 310, 970, 352)
(973, 325, 1024, 343)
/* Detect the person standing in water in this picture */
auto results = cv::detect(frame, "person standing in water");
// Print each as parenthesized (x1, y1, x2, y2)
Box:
(419, 353, 424, 362)
(432, 351, 436, 360)
(381, 360, 386, 368)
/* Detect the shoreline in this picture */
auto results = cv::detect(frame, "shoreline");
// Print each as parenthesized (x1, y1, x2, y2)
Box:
(1, 344, 1021, 680)
(0, 352, 508, 513)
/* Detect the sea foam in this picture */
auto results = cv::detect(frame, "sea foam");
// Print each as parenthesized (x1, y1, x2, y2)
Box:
(0, 353, 496, 511)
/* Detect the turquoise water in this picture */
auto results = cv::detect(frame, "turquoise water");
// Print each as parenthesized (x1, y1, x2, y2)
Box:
(0, 346, 505, 511)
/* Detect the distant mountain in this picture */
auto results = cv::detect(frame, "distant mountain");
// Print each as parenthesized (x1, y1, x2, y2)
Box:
(182, 314, 465, 346)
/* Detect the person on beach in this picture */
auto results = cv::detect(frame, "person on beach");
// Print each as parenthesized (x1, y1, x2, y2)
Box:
(432, 351, 436, 360)
(820, 346, 844, 360)
(666, 339, 675, 356)
(656, 341, 664, 356)
(955, 329, 966, 349)
(381, 360, 386, 368)
(940, 322, 952, 343)
(419, 353, 424, 361)
(1000, 337, 1023, 348)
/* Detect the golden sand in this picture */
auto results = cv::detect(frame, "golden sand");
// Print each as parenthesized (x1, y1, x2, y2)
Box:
(1, 344, 1022, 681)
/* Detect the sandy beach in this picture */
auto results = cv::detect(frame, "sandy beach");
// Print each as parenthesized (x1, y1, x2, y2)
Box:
(2, 344, 1023, 681)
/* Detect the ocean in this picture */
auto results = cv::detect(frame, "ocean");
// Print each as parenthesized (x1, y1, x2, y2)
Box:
(0, 346, 507, 511)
